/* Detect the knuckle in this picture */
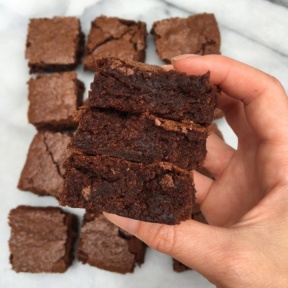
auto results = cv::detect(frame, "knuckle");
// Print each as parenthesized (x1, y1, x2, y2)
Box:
(146, 224, 177, 255)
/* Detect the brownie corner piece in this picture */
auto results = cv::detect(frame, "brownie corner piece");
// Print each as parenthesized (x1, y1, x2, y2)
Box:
(28, 72, 85, 130)
(152, 13, 220, 63)
(25, 16, 84, 73)
(17, 131, 71, 198)
(83, 16, 147, 71)
(77, 211, 146, 273)
(8, 205, 78, 273)
(60, 154, 194, 225)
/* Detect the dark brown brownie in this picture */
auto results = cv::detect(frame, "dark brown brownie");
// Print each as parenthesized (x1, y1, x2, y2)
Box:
(173, 259, 190, 273)
(60, 154, 195, 225)
(18, 131, 71, 198)
(28, 72, 85, 130)
(89, 57, 216, 126)
(83, 16, 147, 71)
(70, 107, 208, 170)
(152, 13, 220, 63)
(8, 206, 78, 273)
(25, 17, 84, 73)
(77, 211, 146, 273)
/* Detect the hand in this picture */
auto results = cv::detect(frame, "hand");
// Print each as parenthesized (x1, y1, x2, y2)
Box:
(105, 55, 288, 288)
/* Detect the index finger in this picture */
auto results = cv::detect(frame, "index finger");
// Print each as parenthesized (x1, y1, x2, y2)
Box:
(172, 55, 288, 142)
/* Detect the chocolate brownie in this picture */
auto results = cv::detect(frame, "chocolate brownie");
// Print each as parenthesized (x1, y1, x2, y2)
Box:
(25, 17, 84, 73)
(70, 107, 208, 170)
(77, 211, 146, 273)
(152, 13, 220, 63)
(83, 16, 147, 71)
(28, 72, 85, 130)
(8, 206, 78, 273)
(18, 131, 71, 198)
(173, 259, 190, 273)
(60, 154, 195, 225)
(89, 57, 217, 126)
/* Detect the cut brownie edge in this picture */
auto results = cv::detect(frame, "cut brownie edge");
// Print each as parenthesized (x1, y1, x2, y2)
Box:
(70, 107, 208, 170)
(60, 154, 194, 225)
(89, 57, 216, 126)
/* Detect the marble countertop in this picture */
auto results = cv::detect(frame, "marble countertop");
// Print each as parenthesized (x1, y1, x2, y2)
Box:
(0, 0, 287, 287)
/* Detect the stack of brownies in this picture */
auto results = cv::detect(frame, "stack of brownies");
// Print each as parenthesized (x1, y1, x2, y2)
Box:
(9, 12, 223, 275)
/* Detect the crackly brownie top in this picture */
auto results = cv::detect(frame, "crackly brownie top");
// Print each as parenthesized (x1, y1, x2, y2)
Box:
(18, 131, 71, 198)
(8, 206, 70, 272)
(152, 13, 220, 62)
(84, 16, 146, 63)
(25, 17, 82, 65)
(78, 211, 135, 273)
(27, 72, 83, 129)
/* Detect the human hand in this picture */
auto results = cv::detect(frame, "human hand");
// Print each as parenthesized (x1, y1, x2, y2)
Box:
(105, 55, 288, 287)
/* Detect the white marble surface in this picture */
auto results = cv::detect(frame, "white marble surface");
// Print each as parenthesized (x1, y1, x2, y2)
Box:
(0, 0, 288, 287)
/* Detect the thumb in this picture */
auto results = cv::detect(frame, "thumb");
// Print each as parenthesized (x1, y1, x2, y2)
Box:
(104, 213, 232, 283)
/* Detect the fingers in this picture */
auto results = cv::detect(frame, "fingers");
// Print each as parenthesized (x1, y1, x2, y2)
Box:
(172, 54, 288, 142)
(204, 132, 235, 176)
(104, 212, 232, 282)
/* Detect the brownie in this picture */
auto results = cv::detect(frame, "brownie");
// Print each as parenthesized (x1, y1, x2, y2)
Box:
(173, 259, 190, 273)
(25, 17, 84, 73)
(83, 16, 147, 71)
(89, 57, 217, 126)
(152, 13, 221, 63)
(60, 154, 195, 225)
(70, 107, 208, 170)
(28, 72, 85, 130)
(8, 206, 78, 273)
(77, 211, 146, 273)
(18, 131, 71, 198)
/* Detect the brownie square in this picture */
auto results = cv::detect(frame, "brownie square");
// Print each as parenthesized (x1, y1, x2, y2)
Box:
(18, 131, 71, 198)
(60, 154, 195, 225)
(152, 13, 220, 63)
(8, 206, 78, 273)
(77, 211, 146, 273)
(89, 57, 217, 126)
(71, 107, 208, 170)
(28, 72, 85, 131)
(25, 17, 84, 73)
(83, 16, 147, 71)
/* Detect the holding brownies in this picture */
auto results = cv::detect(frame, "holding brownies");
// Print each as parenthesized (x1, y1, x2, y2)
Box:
(60, 57, 217, 224)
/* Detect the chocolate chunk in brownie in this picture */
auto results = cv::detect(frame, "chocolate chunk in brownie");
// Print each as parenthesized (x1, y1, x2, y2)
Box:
(89, 57, 216, 126)
(8, 206, 78, 273)
(77, 211, 146, 273)
(18, 131, 71, 198)
(71, 107, 208, 170)
(83, 16, 147, 71)
(60, 154, 195, 225)
(152, 13, 220, 63)
(28, 72, 85, 131)
(25, 17, 84, 73)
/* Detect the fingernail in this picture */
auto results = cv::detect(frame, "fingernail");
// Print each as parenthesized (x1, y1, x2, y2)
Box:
(171, 54, 200, 61)
(103, 212, 140, 235)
